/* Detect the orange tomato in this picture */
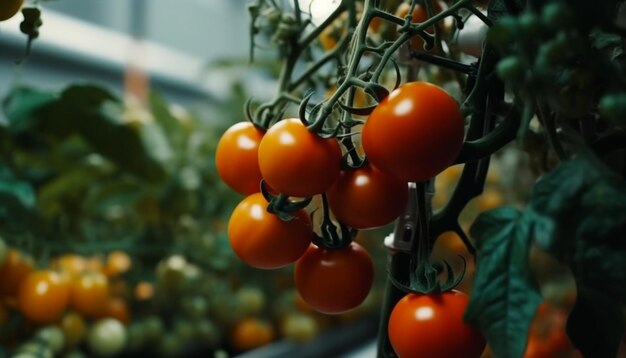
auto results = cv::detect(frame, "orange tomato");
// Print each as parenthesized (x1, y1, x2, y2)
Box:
(101, 297, 130, 324)
(104, 251, 132, 278)
(0, 249, 34, 296)
(134, 281, 154, 301)
(18, 270, 71, 324)
(51, 254, 87, 278)
(70, 272, 110, 318)
(230, 318, 275, 352)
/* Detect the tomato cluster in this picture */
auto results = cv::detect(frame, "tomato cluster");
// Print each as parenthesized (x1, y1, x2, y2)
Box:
(0, 246, 133, 355)
(215, 80, 465, 319)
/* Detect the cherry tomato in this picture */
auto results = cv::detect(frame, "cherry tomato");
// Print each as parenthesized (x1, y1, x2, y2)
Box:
(70, 271, 110, 318)
(388, 290, 486, 358)
(51, 253, 87, 278)
(103, 250, 132, 277)
(0, 0, 23, 21)
(394, 2, 445, 51)
(18, 270, 71, 324)
(228, 192, 312, 269)
(362, 82, 464, 182)
(258, 118, 342, 197)
(87, 318, 127, 357)
(327, 163, 409, 229)
(101, 297, 130, 324)
(229, 318, 275, 352)
(215, 122, 265, 195)
(60, 311, 87, 348)
(294, 242, 374, 314)
(0, 248, 34, 296)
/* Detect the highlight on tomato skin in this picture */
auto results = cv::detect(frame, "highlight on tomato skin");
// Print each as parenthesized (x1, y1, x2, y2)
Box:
(326, 163, 409, 230)
(215, 121, 265, 196)
(294, 241, 374, 315)
(227, 192, 312, 269)
(388, 290, 486, 358)
(361, 81, 465, 183)
(257, 118, 342, 198)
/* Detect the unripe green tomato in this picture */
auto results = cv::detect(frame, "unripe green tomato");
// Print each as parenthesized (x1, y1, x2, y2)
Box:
(126, 322, 147, 351)
(236, 286, 266, 315)
(599, 93, 626, 126)
(173, 319, 196, 345)
(518, 12, 542, 38)
(143, 315, 165, 342)
(158, 334, 184, 358)
(280, 313, 318, 342)
(87, 318, 127, 357)
(488, 16, 519, 47)
(541, 2, 573, 30)
(181, 295, 209, 317)
(193, 319, 220, 347)
(35, 325, 65, 354)
(496, 56, 525, 81)
(14, 341, 53, 358)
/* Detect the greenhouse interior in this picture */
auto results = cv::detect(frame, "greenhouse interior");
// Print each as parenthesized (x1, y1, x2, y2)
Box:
(0, 0, 625, 357)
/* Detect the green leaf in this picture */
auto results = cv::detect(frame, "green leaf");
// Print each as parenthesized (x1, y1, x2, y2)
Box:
(149, 91, 186, 149)
(566, 287, 625, 358)
(465, 207, 542, 358)
(528, 153, 626, 300)
(2, 87, 57, 134)
(0, 174, 38, 228)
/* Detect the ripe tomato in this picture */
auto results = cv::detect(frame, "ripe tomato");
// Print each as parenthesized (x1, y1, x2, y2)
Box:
(395, 1, 445, 50)
(18, 270, 71, 324)
(388, 290, 486, 358)
(70, 271, 110, 318)
(215, 121, 265, 195)
(258, 118, 342, 197)
(101, 297, 130, 324)
(230, 318, 275, 352)
(228, 192, 312, 269)
(362, 82, 464, 182)
(0, 248, 34, 296)
(0, 0, 23, 21)
(51, 253, 87, 278)
(327, 163, 409, 229)
(103, 250, 132, 277)
(294, 242, 374, 314)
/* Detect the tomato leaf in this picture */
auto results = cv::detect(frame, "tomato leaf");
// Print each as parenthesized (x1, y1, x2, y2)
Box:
(465, 207, 542, 358)
(526, 153, 626, 355)
(566, 287, 625, 358)
(2, 87, 57, 134)
(528, 153, 626, 300)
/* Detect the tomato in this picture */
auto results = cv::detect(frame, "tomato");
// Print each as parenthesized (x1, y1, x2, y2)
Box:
(229, 318, 275, 352)
(362, 82, 464, 182)
(70, 271, 110, 318)
(103, 250, 132, 277)
(101, 297, 130, 324)
(294, 242, 374, 314)
(388, 290, 486, 358)
(327, 163, 409, 229)
(0, 0, 22, 21)
(60, 311, 87, 348)
(51, 253, 87, 278)
(18, 270, 71, 324)
(0, 249, 34, 296)
(87, 318, 127, 357)
(394, 1, 445, 50)
(215, 121, 265, 195)
(258, 118, 342, 197)
(228, 192, 312, 269)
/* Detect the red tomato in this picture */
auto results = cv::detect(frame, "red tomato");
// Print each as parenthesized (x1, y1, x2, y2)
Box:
(327, 163, 409, 229)
(18, 270, 71, 324)
(388, 290, 486, 358)
(228, 192, 312, 269)
(70, 272, 110, 318)
(215, 122, 265, 195)
(294, 242, 374, 314)
(0, 249, 34, 296)
(362, 82, 464, 182)
(258, 118, 342, 197)
(394, 2, 445, 50)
